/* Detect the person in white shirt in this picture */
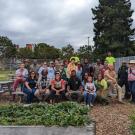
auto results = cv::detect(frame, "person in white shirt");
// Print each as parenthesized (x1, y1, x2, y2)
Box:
(13, 63, 28, 95)
(38, 62, 48, 75)
(47, 61, 55, 83)
(84, 76, 96, 107)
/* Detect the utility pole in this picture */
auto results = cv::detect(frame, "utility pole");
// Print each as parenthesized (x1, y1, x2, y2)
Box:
(88, 37, 90, 46)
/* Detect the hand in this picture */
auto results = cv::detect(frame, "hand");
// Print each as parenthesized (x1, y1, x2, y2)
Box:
(29, 89, 32, 92)
(56, 91, 60, 95)
(113, 79, 117, 84)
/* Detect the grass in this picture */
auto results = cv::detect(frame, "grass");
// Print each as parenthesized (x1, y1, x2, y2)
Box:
(0, 70, 15, 81)
(0, 102, 91, 126)
(130, 111, 135, 135)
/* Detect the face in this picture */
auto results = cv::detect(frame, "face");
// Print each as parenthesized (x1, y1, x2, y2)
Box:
(71, 70, 76, 76)
(88, 76, 93, 82)
(20, 64, 25, 69)
(84, 73, 88, 79)
(108, 64, 114, 71)
(31, 72, 36, 78)
(50, 63, 54, 67)
(108, 52, 111, 56)
(55, 74, 60, 80)
(60, 65, 64, 69)
(129, 63, 135, 68)
(43, 63, 47, 67)
(97, 74, 102, 81)
(84, 59, 88, 63)
(71, 59, 75, 64)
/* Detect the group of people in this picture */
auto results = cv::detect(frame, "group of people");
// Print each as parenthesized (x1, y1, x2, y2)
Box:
(12, 52, 135, 107)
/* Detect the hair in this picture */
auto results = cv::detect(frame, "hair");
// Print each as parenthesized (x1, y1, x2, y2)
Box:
(41, 69, 48, 76)
(97, 73, 103, 80)
(87, 75, 93, 82)
(55, 72, 61, 81)
(29, 71, 37, 80)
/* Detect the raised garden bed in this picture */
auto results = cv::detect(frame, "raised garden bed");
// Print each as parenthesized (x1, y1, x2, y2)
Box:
(0, 102, 95, 135)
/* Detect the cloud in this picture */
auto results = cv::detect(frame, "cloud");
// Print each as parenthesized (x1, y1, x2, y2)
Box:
(0, 0, 134, 48)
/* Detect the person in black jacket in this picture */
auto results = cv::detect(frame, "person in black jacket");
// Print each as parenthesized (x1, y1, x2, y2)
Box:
(118, 62, 130, 99)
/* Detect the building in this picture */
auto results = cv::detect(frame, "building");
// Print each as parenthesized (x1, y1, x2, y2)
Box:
(26, 44, 35, 52)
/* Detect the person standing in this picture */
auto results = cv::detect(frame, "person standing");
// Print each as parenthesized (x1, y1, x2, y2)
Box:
(67, 58, 76, 78)
(82, 58, 93, 79)
(128, 60, 135, 103)
(105, 51, 116, 65)
(93, 59, 104, 80)
(118, 62, 130, 99)
(76, 62, 82, 81)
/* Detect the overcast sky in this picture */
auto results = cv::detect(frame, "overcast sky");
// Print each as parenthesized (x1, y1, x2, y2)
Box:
(0, 0, 135, 48)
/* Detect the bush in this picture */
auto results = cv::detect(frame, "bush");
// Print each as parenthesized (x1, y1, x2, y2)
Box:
(0, 102, 91, 127)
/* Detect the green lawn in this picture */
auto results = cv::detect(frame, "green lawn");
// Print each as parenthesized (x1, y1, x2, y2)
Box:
(0, 70, 15, 81)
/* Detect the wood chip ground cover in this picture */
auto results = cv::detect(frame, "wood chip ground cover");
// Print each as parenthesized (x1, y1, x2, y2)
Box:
(91, 102, 135, 135)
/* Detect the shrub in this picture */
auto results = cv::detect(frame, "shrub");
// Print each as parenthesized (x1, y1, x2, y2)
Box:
(0, 102, 91, 127)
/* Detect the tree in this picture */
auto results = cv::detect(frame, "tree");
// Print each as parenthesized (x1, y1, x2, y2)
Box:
(61, 44, 74, 59)
(0, 36, 17, 58)
(17, 48, 34, 59)
(77, 45, 93, 60)
(92, 0, 135, 58)
(34, 43, 60, 59)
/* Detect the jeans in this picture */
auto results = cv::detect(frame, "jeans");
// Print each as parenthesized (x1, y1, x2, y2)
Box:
(118, 80, 130, 99)
(128, 81, 135, 102)
(23, 88, 36, 103)
(84, 91, 96, 105)
(13, 79, 24, 91)
(66, 90, 83, 102)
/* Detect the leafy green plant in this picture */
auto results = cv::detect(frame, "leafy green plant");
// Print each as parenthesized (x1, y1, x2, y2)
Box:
(0, 102, 91, 127)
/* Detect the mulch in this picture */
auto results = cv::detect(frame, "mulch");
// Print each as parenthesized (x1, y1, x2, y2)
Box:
(91, 101, 135, 135)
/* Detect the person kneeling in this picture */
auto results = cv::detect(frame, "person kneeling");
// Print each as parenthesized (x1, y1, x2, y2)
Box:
(50, 72, 66, 104)
(95, 74, 108, 98)
(84, 76, 96, 107)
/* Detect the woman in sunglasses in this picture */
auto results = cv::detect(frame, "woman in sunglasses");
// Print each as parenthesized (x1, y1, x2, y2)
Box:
(23, 71, 37, 104)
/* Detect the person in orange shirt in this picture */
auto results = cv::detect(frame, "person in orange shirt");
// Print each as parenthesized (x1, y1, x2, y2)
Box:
(67, 58, 76, 78)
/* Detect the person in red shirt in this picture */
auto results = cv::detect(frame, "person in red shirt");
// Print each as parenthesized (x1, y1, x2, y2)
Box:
(50, 71, 66, 103)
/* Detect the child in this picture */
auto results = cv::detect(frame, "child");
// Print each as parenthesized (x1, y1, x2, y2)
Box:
(84, 76, 96, 107)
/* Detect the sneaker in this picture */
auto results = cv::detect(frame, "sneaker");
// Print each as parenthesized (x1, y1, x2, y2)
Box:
(90, 103, 93, 107)
(86, 104, 90, 108)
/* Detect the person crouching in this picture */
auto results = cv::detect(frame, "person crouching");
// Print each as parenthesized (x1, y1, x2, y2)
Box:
(50, 72, 66, 104)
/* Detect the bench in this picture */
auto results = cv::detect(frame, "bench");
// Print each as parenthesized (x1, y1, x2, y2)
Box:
(12, 91, 25, 103)
(0, 81, 13, 94)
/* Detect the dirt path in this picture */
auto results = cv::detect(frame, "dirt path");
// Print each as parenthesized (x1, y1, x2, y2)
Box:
(91, 102, 135, 135)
